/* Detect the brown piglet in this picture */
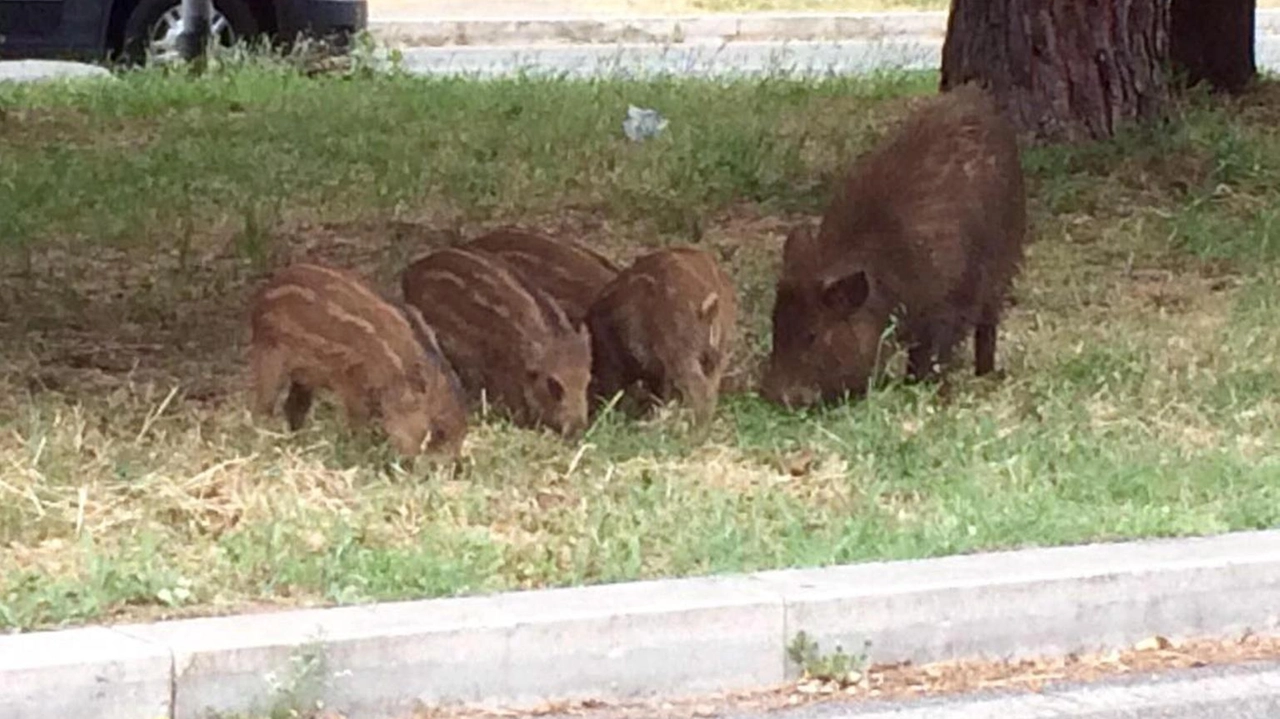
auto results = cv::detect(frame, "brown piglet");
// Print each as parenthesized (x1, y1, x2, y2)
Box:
(248, 262, 469, 458)
(463, 227, 620, 324)
(587, 246, 738, 424)
(400, 247, 592, 437)
(761, 83, 1028, 409)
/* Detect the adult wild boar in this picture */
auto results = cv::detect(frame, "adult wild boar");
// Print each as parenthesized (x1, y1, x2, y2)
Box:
(761, 84, 1027, 409)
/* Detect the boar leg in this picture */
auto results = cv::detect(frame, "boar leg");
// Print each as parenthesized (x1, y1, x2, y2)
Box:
(907, 318, 964, 383)
(974, 324, 997, 376)
(590, 371, 622, 407)
(974, 304, 1000, 376)
(333, 382, 373, 428)
(249, 345, 288, 419)
(282, 382, 315, 431)
(906, 343, 935, 383)
(588, 350, 629, 413)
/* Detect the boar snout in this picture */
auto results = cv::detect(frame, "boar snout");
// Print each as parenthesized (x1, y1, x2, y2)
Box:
(384, 419, 429, 458)
(558, 414, 588, 440)
(760, 367, 820, 410)
(557, 393, 590, 439)
(383, 406, 465, 461)
(668, 370, 717, 425)
(426, 420, 467, 459)
(687, 392, 715, 425)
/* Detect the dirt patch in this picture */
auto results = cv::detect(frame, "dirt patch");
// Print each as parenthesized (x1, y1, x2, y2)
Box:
(1, 205, 796, 411)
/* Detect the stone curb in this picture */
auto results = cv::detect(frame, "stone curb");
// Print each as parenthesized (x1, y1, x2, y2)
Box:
(0, 59, 117, 84)
(5, 529, 1280, 719)
(367, 9, 1280, 48)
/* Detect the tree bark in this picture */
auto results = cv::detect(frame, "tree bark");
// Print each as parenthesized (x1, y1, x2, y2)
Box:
(1170, 0, 1256, 94)
(940, 0, 1171, 144)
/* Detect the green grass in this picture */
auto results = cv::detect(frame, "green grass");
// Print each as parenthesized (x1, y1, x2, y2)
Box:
(3, 54, 1280, 632)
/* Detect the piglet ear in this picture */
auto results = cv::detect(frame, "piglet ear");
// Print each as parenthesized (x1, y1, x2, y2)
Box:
(698, 292, 719, 320)
(407, 367, 428, 394)
(545, 375, 565, 402)
(821, 270, 870, 313)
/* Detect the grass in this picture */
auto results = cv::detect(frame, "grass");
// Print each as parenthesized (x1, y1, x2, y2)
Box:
(4, 51, 1280, 633)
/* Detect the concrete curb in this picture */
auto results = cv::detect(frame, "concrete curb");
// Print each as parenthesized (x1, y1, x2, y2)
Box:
(0, 59, 117, 84)
(5, 529, 1280, 719)
(368, 9, 1280, 47)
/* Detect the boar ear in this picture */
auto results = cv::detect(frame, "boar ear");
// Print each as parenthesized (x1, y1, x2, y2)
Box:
(782, 224, 816, 267)
(705, 296, 724, 347)
(407, 368, 428, 394)
(546, 375, 565, 402)
(528, 370, 567, 402)
(403, 303, 446, 357)
(821, 270, 870, 313)
(698, 292, 719, 320)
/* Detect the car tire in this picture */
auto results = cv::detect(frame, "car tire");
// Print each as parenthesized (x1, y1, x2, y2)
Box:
(121, 0, 259, 64)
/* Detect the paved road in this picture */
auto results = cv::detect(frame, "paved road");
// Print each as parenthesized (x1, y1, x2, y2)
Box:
(395, 38, 940, 77)
(395, 36, 1280, 79)
(534, 660, 1280, 719)
(6, 35, 1280, 84)
(370, 0, 692, 18)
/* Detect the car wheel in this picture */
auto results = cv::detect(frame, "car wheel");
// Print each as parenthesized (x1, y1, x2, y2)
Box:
(121, 0, 259, 64)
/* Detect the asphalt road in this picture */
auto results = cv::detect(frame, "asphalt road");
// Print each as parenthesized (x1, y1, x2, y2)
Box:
(395, 36, 1280, 79)
(533, 660, 1280, 719)
(395, 38, 939, 77)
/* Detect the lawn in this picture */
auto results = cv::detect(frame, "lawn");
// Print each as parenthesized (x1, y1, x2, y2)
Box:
(3, 55, 1280, 632)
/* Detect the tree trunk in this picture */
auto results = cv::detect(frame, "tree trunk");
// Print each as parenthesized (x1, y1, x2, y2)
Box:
(940, 0, 1171, 144)
(1171, 0, 1256, 94)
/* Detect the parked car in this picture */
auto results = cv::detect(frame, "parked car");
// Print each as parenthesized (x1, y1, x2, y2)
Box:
(0, 0, 367, 63)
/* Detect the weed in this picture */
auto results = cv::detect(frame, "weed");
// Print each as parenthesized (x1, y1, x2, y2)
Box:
(262, 636, 334, 719)
(787, 631, 871, 685)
